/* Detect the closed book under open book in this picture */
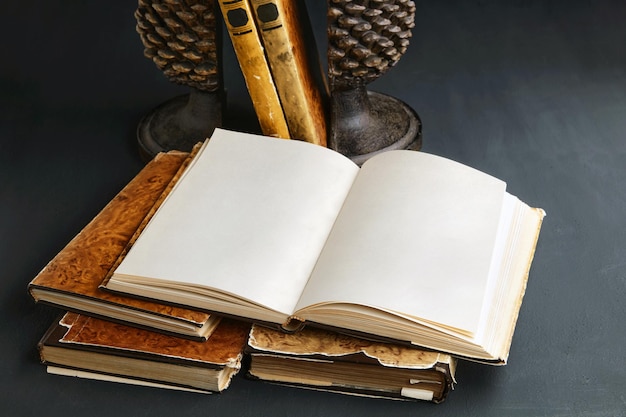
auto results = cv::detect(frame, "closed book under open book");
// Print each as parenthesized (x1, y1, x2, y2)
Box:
(38, 312, 251, 393)
(106, 128, 545, 364)
(246, 324, 456, 402)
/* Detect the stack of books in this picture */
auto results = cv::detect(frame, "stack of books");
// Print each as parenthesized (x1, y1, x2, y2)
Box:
(30, 147, 251, 394)
(29, 128, 544, 402)
(27, 0, 545, 404)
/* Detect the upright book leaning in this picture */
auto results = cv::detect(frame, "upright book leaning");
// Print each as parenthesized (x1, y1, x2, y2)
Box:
(218, 0, 327, 146)
(249, 0, 327, 146)
(217, 0, 290, 139)
(105, 128, 546, 364)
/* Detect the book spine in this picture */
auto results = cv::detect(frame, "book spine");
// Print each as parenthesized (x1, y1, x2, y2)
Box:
(217, 0, 291, 139)
(249, 0, 328, 147)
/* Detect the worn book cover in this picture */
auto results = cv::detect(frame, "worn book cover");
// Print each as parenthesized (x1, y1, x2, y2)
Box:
(246, 324, 456, 403)
(39, 312, 251, 393)
(250, 0, 328, 146)
(28, 147, 218, 340)
(218, 0, 291, 139)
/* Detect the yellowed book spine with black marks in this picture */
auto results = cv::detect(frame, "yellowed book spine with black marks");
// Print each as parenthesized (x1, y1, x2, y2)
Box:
(249, 0, 328, 146)
(218, 0, 290, 139)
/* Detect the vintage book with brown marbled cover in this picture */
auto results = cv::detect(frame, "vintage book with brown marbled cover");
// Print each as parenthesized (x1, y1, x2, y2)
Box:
(28, 146, 218, 340)
(39, 312, 250, 393)
(246, 324, 456, 403)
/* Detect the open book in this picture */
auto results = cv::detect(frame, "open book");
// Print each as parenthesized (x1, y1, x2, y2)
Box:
(106, 128, 545, 364)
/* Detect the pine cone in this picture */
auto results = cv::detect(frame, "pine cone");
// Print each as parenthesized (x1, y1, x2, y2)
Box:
(327, 0, 416, 90)
(135, 0, 221, 92)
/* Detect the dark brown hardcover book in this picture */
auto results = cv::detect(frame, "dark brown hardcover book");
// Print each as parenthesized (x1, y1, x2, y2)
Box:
(28, 147, 218, 340)
(246, 325, 456, 403)
(217, 0, 291, 139)
(38, 312, 251, 393)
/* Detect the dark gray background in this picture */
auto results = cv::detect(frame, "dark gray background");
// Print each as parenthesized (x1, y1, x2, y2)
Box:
(2, 1, 625, 416)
